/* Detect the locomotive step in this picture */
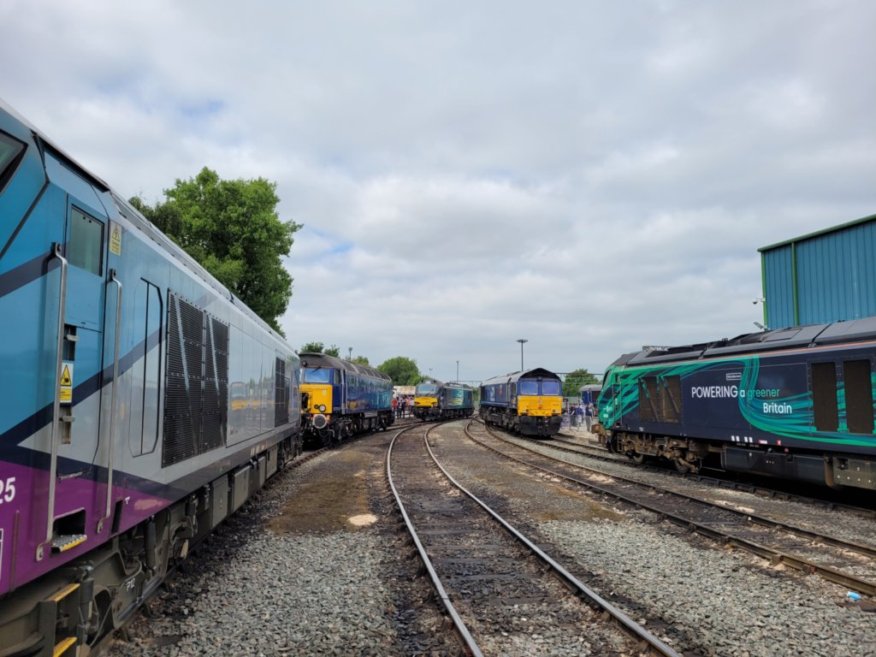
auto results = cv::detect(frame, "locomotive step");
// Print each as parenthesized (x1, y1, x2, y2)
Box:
(51, 534, 87, 554)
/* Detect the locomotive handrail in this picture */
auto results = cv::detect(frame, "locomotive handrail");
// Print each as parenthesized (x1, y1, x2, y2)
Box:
(39, 243, 68, 561)
(97, 269, 122, 534)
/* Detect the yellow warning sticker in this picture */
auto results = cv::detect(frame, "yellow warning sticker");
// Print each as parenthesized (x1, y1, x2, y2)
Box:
(109, 221, 122, 256)
(59, 362, 73, 404)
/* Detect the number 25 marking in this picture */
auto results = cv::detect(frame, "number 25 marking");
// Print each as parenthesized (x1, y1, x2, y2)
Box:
(0, 478, 16, 504)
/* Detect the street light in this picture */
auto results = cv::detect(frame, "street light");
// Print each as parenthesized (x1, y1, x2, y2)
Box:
(517, 338, 528, 371)
(456, 360, 459, 382)
(347, 347, 353, 360)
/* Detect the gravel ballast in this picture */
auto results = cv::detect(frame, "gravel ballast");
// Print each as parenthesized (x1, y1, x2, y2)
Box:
(108, 437, 458, 656)
(109, 425, 876, 656)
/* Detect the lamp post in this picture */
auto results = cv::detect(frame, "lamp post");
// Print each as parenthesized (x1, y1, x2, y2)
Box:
(456, 360, 459, 382)
(347, 347, 352, 360)
(516, 338, 528, 371)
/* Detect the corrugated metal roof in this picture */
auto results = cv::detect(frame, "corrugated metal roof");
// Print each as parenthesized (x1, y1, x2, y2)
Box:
(758, 213, 876, 252)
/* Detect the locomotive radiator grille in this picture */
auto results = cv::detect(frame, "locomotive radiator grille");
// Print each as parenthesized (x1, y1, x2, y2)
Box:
(162, 293, 229, 467)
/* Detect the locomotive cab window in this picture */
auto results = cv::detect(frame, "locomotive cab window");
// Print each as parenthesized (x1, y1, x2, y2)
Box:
(519, 380, 538, 395)
(303, 368, 332, 384)
(0, 131, 25, 192)
(541, 380, 561, 396)
(68, 207, 104, 275)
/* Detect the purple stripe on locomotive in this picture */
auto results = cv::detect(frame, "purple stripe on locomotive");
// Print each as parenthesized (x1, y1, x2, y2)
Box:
(0, 461, 168, 595)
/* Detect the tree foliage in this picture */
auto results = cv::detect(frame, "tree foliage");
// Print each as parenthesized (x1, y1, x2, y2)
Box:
(378, 356, 421, 386)
(324, 345, 340, 357)
(562, 368, 599, 398)
(300, 341, 325, 353)
(130, 167, 301, 334)
(352, 356, 370, 365)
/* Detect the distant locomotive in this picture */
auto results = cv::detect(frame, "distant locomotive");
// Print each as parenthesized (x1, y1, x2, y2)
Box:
(580, 384, 602, 406)
(479, 368, 563, 437)
(598, 320, 876, 490)
(299, 353, 394, 446)
(413, 380, 475, 421)
(0, 101, 301, 655)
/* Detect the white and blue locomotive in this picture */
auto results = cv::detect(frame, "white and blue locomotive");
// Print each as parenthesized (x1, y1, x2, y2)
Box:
(0, 100, 301, 655)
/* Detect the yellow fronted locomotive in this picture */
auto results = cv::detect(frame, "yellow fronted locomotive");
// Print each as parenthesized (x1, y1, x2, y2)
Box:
(300, 353, 394, 446)
(413, 380, 475, 421)
(479, 368, 563, 437)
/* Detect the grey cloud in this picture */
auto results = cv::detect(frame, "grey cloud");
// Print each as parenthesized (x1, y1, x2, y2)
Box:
(3, 0, 875, 382)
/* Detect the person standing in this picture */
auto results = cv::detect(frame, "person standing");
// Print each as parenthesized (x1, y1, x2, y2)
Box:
(584, 403, 594, 432)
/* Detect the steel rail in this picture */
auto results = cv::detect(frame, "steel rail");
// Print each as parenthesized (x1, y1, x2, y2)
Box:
(502, 426, 876, 560)
(420, 423, 682, 657)
(386, 424, 484, 657)
(471, 422, 876, 597)
(527, 421, 876, 521)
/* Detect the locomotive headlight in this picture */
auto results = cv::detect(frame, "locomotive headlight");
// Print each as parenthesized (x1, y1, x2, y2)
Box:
(316, 404, 326, 412)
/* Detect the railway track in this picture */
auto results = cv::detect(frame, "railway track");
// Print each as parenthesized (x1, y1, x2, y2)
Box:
(547, 426, 876, 517)
(386, 421, 681, 657)
(470, 422, 876, 597)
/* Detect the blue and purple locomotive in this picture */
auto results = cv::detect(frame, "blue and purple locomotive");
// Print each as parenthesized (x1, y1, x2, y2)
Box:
(0, 100, 301, 655)
(599, 320, 876, 490)
(299, 352, 394, 446)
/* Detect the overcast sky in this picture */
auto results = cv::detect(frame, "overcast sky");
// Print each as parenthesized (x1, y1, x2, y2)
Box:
(3, 1, 875, 383)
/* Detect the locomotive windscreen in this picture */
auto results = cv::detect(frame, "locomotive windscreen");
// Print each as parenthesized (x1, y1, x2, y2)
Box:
(0, 131, 24, 190)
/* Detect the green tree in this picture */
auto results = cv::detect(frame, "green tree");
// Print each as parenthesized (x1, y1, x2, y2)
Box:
(378, 356, 421, 386)
(352, 355, 370, 365)
(130, 167, 301, 334)
(562, 368, 599, 398)
(300, 341, 324, 353)
(324, 345, 340, 357)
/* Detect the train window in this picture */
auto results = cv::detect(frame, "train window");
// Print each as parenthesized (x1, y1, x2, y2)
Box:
(843, 360, 874, 434)
(541, 380, 561, 396)
(657, 376, 681, 423)
(638, 377, 658, 422)
(519, 380, 538, 395)
(68, 207, 104, 275)
(811, 362, 839, 432)
(303, 368, 332, 384)
(0, 131, 25, 193)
